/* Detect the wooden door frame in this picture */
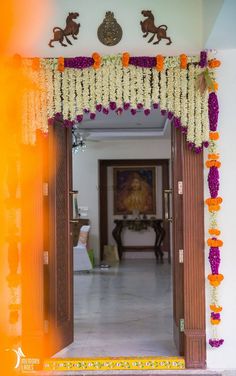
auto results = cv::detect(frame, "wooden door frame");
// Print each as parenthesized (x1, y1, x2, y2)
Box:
(99, 159, 170, 261)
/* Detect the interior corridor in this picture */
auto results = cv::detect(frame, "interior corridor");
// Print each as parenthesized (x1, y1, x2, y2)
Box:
(56, 258, 177, 357)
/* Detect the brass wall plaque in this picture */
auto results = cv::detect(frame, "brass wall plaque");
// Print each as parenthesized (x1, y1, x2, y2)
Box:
(97, 11, 122, 46)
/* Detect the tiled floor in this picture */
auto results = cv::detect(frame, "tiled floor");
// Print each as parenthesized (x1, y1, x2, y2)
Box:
(56, 259, 178, 357)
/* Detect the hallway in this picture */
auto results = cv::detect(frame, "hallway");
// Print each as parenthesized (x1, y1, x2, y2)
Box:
(56, 259, 177, 358)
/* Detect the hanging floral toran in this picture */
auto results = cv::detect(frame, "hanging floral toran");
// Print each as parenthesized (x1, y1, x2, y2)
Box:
(18, 51, 223, 347)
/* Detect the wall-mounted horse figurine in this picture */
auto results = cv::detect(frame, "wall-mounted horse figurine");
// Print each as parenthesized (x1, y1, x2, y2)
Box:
(140, 10, 172, 45)
(49, 12, 80, 47)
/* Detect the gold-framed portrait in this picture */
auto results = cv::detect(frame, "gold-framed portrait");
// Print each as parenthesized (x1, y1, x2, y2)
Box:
(113, 167, 156, 215)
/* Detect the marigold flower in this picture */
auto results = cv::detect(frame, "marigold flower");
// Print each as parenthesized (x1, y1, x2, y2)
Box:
(58, 57, 64, 72)
(122, 52, 130, 67)
(208, 273, 224, 287)
(180, 54, 187, 69)
(156, 55, 164, 71)
(208, 204, 220, 212)
(205, 197, 223, 206)
(208, 153, 220, 160)
(32, 57, 40, 71)
(207, 238, 223, 247)
(205, 160, 221, 168)
(211, 319, 221, 325)
(209, 131, 219, 140)
(208, 59, 221, 68)
(92, 52, 101, 69)
(208, 229, 221, 236)
(210, 304, 222, 312)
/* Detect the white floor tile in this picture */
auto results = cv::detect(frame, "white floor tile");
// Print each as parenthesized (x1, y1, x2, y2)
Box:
(55, 259, 178, 357)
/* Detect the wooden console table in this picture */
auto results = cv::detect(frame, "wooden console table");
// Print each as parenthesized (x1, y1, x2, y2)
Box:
(112, 219, 165, 261)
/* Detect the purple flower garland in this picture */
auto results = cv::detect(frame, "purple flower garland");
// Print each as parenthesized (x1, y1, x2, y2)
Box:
(129, 56, 156, 68)
(209, 246, 221, 274)
(199, 50, 207, 68)
(207, 89, 224, 348)
(64, 57, 94, 69)
(208, 166, 220, 198)
(208, 92, 219, 131)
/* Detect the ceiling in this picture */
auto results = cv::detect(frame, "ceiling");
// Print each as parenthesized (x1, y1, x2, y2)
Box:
(76, 108, 170, 141)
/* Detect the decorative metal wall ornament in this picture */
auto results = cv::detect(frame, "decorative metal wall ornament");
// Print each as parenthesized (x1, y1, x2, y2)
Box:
(140, 10, 172, 45)
(97, 12, 122, 46)
(49, 12, 80, 48)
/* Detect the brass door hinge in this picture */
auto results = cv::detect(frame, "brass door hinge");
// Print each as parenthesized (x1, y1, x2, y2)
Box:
(180, 318, 185, 332)
(179, 249, 184, 263)
(43, 251, 49, 265)
(43, 182, 49, 196)
(178, 181, 183, 195)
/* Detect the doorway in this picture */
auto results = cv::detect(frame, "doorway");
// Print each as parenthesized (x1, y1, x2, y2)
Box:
(60, 154, 175, 358)
(21, 118, 206, 369)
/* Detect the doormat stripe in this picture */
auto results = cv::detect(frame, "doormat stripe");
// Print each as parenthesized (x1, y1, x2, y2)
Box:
(41, 356, 185, 371)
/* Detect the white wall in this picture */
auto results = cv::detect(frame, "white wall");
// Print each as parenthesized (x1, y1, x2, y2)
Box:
(204, 49, 236, 370)
(73, 138, 171, 263)
(8, 0, 203, 56)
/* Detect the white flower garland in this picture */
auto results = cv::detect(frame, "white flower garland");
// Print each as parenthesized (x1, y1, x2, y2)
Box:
(20, 54, 213, 147)
(167, 67, 174, 113)
(39, 64, 50, 133)
(130, 65, 137, 109)
(68, 68, 76, 120)
(194, 67, 202, 147)
(54, 69, 62, 114)
(180, 68, 188, 126)
(123, 65, 130, 105)
(45, 60, 55, 118)
(152, 69, 160, 105)
(95, 67, 102, 106)
(89, 68, 96, 113)
(160, 70, 167, 110)
(136, 67, 144, 105)
(62, 68, 70, 120)
(109, 61, 116, 104)
(102, 63, 109, 109)
(115, 60, 123, 108)
(202, 90, 210, 143)
(82, 68, 90, 112)
(174, 68, 181, 118)
(75, 69, 83, 115)
(143, 68, 151, 110)
(187, 64, 195, 143)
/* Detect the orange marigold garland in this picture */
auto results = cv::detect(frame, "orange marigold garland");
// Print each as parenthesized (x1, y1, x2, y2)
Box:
(32, 57, 40, 71)
(180, 53, 187, 69)
(156, 54, 164, 71)
(122, 52, 130, 68)
(207, 67, 224, 347)
(57, 57, 65, 72)
(92, 52, 101, 69)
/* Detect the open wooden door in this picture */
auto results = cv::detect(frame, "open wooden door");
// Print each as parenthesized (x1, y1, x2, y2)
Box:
(171, 125, 184, 355)
(44, 123, 74, 356)
(171, 125, 206, 368)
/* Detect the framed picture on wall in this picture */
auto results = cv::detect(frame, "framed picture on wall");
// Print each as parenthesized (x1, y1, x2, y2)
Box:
(113, 167, 156, 215)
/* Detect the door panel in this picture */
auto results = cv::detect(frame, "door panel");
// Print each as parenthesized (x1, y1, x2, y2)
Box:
(171, 125, 184, 355)
(45, 123, 73, 356)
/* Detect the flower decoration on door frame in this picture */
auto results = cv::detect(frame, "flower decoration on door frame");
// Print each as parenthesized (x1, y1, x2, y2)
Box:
(17, 51, 223, 347)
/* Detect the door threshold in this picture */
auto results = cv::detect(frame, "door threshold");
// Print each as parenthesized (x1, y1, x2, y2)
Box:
(21, 356, 184, 372)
